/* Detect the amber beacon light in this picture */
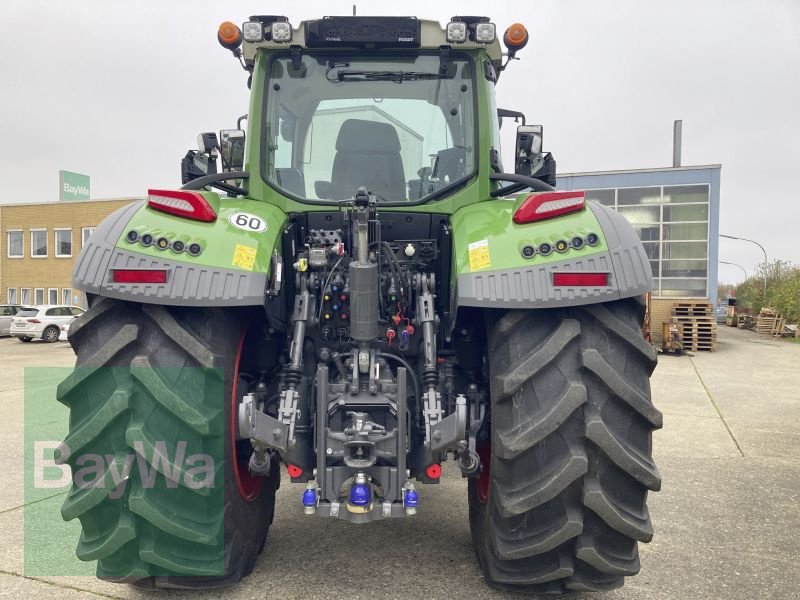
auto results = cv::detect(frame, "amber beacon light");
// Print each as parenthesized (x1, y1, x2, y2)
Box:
(503, 23, 529, 53)
(218, 21, 243, 51)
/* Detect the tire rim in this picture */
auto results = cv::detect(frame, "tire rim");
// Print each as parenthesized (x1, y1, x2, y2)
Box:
(44, 327, 58, 342)
(476, 442, 491, 504)
(231, 327, 266, 502)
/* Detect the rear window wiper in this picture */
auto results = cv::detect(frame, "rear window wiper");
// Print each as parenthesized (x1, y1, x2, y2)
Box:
(328, 70, 451, 83)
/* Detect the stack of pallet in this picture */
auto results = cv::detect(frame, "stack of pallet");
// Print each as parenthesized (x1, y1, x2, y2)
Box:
(756, 307, 785, 336)
(671, 301, 717, 351)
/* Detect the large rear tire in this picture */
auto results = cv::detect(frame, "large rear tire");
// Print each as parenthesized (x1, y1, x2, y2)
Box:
(57, 298, 279, 589)
(469, 297, 661, 594)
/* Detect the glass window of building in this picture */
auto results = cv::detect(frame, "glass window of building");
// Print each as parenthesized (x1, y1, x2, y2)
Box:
(21, 288, 31, 304)
(663, 185, 708, 204)
(7, 289, 17, 304)
(82, 227, 96, 248)
(48, 288, 58, 304)
(34, 288, 44, 304)
(579, 183, 711, 298)
(618, 187, 661, 205)
(31, 229, 47, 257)
(62, 288, 72, 305)
(7, 230, 23, 258)
(55, 229, 72, 257)
(585, 189, 615, 206)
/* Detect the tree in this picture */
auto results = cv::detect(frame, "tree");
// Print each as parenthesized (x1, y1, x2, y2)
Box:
(735, 260, 800, 322)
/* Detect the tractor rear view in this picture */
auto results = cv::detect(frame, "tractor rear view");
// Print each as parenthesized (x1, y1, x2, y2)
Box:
(59, 14, 660, 595)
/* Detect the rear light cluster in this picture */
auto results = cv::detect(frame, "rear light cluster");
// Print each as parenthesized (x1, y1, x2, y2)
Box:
(147, 189, 217, 223)
(519, 232, 599, 260)
(125, 230, 203, 257)
(513, 191, 586, 224)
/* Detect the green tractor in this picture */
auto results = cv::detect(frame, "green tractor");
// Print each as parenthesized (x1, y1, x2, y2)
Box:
(59, 14, 661, 594)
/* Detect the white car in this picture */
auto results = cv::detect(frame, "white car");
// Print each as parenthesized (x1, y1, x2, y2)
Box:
(10, 305, 84, 343)
(0, 304, 23, 336)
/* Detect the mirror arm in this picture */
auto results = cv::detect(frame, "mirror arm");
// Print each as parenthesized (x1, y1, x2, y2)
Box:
(182, 171, 249, 195)
(497, 108, 526, 126)
(489, 172, 555, 197)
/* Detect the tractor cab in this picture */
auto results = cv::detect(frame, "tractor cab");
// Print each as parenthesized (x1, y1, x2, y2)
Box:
(184, 16, 552, 204)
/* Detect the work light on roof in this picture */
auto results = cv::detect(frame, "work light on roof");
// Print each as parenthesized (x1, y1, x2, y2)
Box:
(242, 21, 263, 42)
(446, 21, 467, 43)
(271, 21, 292, 42)
(475, 22, 496, 43)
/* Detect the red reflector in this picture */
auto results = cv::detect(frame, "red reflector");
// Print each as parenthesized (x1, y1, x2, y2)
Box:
(112, 269, 168, 284)
(426, 464, 442, 479)
(553, 272, 609, 287)
(287, 464, 303, 478)
(513, 191, 585, 224)
(147, 188, 217, 222)
(27, 319, 41, 324)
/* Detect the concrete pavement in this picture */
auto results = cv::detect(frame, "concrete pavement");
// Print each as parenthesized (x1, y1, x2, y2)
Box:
(1, 326, 798, 599)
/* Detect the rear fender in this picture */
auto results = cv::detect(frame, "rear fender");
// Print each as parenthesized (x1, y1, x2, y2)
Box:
(451, 198, 652, 310)
(73, 194, 287, 306)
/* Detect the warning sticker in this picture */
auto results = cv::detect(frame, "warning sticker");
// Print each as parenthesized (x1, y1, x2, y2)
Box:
(468, 239, 491, 272)
(232, 244, 257, 271)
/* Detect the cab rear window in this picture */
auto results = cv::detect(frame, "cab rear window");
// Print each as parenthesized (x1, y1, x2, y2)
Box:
(16, 309, 40, 318)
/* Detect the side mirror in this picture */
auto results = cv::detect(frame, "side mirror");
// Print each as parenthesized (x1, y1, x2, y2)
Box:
(197, 132, 219, 154)
(514, 124, 543, 176)
(220, 129, 246, 171)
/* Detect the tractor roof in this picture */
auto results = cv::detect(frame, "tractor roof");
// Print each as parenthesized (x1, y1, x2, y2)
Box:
(239, 16, 503, 67)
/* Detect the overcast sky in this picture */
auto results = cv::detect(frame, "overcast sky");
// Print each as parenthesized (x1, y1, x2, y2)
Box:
(2, 0, 798, 283)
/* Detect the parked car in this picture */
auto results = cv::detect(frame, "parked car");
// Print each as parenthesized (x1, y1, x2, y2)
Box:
(59, 321, 71, 343)
(0, 304, 23, 336)
(715, 305, 728, 323)
(10, 305, 85, 342)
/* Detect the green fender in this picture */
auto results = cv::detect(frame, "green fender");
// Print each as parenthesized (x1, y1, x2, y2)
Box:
(72, 192, 288, 306)
(450, 196, 653, 310)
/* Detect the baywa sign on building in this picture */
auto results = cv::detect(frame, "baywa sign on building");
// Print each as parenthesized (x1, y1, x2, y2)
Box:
(59, 170, 90, 201)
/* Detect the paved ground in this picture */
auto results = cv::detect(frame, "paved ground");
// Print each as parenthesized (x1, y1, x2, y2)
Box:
(1, 327, 798, 599)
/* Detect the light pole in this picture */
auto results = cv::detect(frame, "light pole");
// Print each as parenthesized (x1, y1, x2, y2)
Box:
(719, 234, 767, 297)
(719, 260, 748, 282)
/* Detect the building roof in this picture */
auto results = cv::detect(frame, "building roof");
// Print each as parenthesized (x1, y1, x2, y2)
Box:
(0, 197, 141, 209)
(557, 164, 721, 178)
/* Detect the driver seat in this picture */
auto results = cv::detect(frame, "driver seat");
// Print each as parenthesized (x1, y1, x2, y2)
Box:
(329, 119, 406, 201)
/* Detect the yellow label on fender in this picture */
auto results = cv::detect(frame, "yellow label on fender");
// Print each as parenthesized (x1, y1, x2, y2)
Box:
(232, 244, 257, 271)
(468, 239, 491, 272)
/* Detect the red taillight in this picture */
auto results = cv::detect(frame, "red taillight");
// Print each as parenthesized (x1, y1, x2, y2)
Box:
(112, 269, 168, 284)
(426, 463, 442, 479)
(513, 191, 585, 224)
(27, 319, 41, 324)
(287, 464, 303, 478)
(147, 189, 217, 222)
(552, 272, 609, 287)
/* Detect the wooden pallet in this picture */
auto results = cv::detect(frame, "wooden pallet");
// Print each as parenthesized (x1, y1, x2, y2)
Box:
(756, 308, 785, 336)
(650, 297, 715, 346)
(670, 301, 717, 350)
(672, 302, 713, 317)
(684, 344, 715, 352)
(671, 315, 716, 323)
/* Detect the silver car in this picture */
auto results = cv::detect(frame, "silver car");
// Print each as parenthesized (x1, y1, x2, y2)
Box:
(0, 304, 23, 336)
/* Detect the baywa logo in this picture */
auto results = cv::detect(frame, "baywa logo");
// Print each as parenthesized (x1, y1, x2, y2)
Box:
(35, 440, 216, 499)
(63, 182, 89, 196)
